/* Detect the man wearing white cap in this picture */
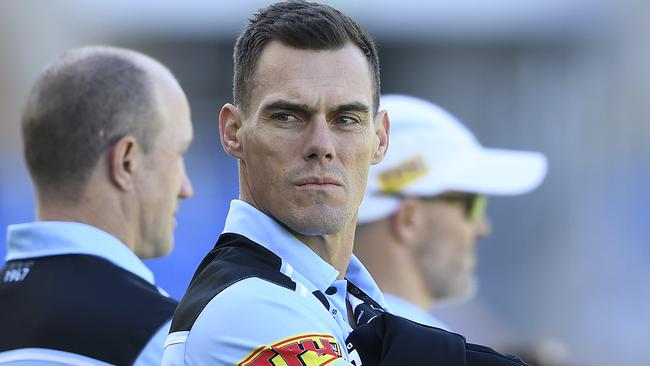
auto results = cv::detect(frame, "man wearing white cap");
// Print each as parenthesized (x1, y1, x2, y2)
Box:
(354, 94, 547, 328)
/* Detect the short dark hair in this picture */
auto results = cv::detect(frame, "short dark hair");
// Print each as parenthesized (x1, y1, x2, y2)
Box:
(22, 46, 159, 200)
(233, 0, 380, 115)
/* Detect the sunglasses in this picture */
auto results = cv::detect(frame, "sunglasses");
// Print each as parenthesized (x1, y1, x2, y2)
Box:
(425, 193, 487, 221)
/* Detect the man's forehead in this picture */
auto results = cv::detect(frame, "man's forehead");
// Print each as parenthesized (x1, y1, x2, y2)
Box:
(250, 41, 374, 113)
(256, 41, 370, 74)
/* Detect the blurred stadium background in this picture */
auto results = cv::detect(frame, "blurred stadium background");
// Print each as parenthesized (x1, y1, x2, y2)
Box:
(1, 1, 649, 365)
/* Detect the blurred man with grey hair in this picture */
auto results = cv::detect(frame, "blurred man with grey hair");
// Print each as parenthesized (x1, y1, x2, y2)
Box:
(0, 46, 193, 365)
(355, 94, 547, 328)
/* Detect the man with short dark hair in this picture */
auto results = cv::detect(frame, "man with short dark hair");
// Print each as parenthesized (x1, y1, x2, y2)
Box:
(165, 2, 388, 365)
(165, 2, 531, 366)
(0, 46, 194, 365)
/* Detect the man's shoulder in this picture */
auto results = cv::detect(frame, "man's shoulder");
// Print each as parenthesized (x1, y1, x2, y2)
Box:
(383, 293, 449, 329)
(0, 253, 177, 314)
(165, 234, 347, 366)
(0, 254, 177, 365)
(171, 233, 297, 333)
(166, 277, 345, 366)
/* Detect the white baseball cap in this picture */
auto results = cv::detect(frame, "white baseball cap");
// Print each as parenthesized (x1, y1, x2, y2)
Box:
(357, 94, 548, 224)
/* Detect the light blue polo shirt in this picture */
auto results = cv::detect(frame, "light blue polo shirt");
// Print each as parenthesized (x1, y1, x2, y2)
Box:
(163, 200, 388, 366)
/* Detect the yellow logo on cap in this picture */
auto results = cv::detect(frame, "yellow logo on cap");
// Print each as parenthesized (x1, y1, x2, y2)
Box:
(377, 156, 428, 193)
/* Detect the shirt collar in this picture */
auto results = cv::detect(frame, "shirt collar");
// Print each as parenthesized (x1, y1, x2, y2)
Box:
(346, 254, 389, 310)
(222, 200, 340, 291)
(5, 221, 155, 285)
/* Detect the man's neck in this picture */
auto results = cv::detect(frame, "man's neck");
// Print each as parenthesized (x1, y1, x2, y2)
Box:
(36, 196, 134, 254)
(292, 228, 355, 280)
(355, 229, 434, 310)
(238, 186, 357, 280)
(381, 279, 434, 310)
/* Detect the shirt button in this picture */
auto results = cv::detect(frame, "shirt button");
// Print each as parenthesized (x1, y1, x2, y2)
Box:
(325, 287, 337, 295)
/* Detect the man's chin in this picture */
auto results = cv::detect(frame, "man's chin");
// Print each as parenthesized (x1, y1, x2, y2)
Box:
(140, 239, 174, 260)
(448, 277, 478, 304)
(434, 275, 478, 305)
(284, 207, 349, 236)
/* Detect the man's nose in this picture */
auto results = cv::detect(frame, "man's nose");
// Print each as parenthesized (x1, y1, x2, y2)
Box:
(179, 167, 194, 199)
(304, 116, 336, 162)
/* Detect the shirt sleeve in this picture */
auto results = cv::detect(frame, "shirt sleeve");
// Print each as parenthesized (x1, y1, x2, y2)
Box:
(163, 277, 355, 366)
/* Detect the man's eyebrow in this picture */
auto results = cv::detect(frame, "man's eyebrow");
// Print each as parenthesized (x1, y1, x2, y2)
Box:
(330, 102, 371, 115)
(260, 100, 371, 117)
(261, 100, 313, 114)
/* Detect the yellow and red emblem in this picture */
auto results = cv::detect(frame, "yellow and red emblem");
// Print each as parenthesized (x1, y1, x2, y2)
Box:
(238, 333, 343, 366)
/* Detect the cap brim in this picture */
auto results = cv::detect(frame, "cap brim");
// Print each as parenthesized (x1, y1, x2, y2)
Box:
(445, 148, 548, 195)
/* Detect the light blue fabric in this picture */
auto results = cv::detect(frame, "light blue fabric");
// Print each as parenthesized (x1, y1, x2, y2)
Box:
(6, 221, 154, 284)
(2, 221, 170, 366)
(163, 200, 388, 366)
(0, 348, 115, 365)
(382, 293, 449, 330)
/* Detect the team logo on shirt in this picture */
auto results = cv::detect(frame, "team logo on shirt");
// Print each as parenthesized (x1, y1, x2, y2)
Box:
(2, 261, 33, 283)
(238, 333, 343, 366)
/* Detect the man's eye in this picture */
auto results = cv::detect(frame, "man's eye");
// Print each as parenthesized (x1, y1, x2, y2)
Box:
(336, 116, 359, 125)
(271, 113, 299, 122)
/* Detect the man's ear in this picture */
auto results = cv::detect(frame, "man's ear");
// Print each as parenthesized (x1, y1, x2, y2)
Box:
(389, 198, 420, 247)
(108, 135, 139, 191)
(219, 103, 244, 159)
(372, 109, 390, 164)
